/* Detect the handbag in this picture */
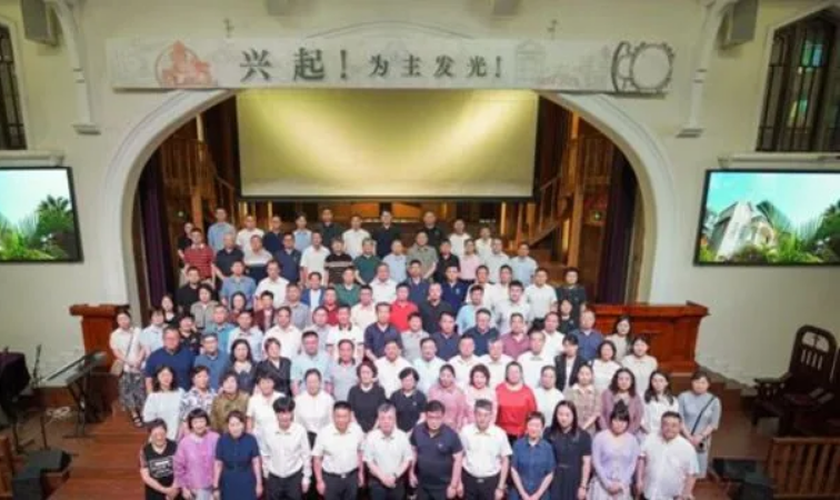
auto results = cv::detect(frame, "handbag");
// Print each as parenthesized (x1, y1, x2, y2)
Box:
(690, 395, 718, 451)
(110, 330, 136, 376)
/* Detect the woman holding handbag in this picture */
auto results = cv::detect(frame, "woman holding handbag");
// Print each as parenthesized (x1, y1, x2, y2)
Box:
(110, 309, 147, 427)
(678, 370, 722, 478)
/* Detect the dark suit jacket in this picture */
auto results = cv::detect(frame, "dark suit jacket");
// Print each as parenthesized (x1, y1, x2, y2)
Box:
(554, 354, 587, 392)
(301, 288, 326, 308)
(253, 308, 276, 333)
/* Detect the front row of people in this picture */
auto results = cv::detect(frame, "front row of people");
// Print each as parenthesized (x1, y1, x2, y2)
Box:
(141, 396, 701, 500)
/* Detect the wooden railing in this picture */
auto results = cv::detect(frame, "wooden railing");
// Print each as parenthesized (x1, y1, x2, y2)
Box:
(765, 437, 840, 498)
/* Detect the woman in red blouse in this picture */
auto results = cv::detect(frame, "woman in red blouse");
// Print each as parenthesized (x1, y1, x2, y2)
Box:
(495, 361, 537, 444)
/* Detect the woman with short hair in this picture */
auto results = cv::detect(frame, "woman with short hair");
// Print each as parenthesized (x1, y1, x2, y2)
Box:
(464, 364, 497, 423)
(427, 364, 470, 431)
(591, 341, 621, 393)
(347, 360, 388, 432)
(588, 402, 640, 500)
(174, 409, 220, 500)
(210, 371, 249, 433)
(678, 370, 722, 478)
(110, 309, 147, 427)
(229, 339, 257, 393)
(213, 410, 262, 500)
(293, 369, 335, 447)
(142, 365, 184, 441)
(495, 361, 538, 444)
(509, 412, 555, 500)
(139, 419, 179, 500)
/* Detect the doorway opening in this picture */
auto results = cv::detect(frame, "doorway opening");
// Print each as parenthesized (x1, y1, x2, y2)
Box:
(129, 90, 644, 313)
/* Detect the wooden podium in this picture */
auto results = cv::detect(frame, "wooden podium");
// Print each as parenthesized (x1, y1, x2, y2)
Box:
(590, 301, 709, 373)
(69, 303, 129, 369)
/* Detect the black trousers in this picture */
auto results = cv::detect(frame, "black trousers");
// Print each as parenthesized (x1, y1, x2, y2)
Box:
(462, 471, 500, 500)
(368, 476, 406, 500)
(266, 470, 303, 500)
(323, 470, 358, 500)
(416, 486, 447, 500)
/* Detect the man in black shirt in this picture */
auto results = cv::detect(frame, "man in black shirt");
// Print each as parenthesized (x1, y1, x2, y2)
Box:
(372, 210, 402, 259)
(176, 266, 203, 312)
(418, 211, 445, 250)
(318, 208, 344, 249)
(214, 233, 244, 284)
(434, 240, 460, 283)
(418, 282, 455, 334)
(324, 238, 354, 286)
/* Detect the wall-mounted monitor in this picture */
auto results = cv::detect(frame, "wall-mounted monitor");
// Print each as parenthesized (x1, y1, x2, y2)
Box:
(0, 167, 83, 263)
(694, 169, 840, 266)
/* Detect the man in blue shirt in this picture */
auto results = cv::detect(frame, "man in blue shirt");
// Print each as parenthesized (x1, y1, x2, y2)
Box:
(290, 331, 331, 394)
(456, 286, 484, 334)
(203, 305, 236, 354)
(207, 207, 235, 252)
(440, 265, 467, 313)
(363, 303, 403, 361)
(463, 309, 499, 357)
(194, 333, 228, 390)
(410, 400, 464, 500)
(404, 260, 430, 305)
(274, 232, 302, 284)
(570, 309, 604, 362)
(144, 327, 195, 392)
(509, 242, 538, 286)
(430, 311, 460, 361)
(262, 215, 284, 254)
(220, 260, 257, 308)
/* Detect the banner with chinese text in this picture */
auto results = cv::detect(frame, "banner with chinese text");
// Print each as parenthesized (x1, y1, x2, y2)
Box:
(107, 37, 675, 94)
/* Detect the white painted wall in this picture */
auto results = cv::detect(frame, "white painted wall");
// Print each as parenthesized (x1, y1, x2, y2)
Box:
(0, 0, 837, 380)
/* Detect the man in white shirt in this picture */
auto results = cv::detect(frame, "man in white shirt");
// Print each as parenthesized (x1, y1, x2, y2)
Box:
(636, 411, 699, 500)
(262, 397, 312, 500)
(236, 214, 265, 250)
(140, 308, 166, 356)
(517, 330, 554, 389)
(341, 215, 371, 258)
(482, 238, 510, 283)
(466, 266, 501, 312)
(413, 338, 445, 394)
(227, 311, 265, 362)
(264, 307, 302, 360)
(370, 263, 398, 304)
(524, 268, 557, 321)
(375, 340, 413, 398)
(327, 305, 364, 360)
(458, 399, 511, 500)
(451, 336, 481, 390)
(351, 286, 377, 331)
(541, 312, 565, 359)
(301, 232, 330, 282)
(448, 219, 472, 258)
(363, 403, 414, 500)
(256, 260, 290, 309)
(495, 281, 532, 334)
(509, 243, 538, 286)
(479, 338, 513, 389)
(474, 226, 493, 262)
(312, 401, 365, 500)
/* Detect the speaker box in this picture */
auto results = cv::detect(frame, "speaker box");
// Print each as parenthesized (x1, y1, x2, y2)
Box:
(12, 467, 43, 500)
(20, 0, 57, 45)
(722, 0, 758, 47)
(27, 449, 72, 472)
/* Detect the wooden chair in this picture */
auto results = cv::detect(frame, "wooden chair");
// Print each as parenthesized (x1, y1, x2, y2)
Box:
(752, 325, 838, 435)
(793, 354, 840, 436)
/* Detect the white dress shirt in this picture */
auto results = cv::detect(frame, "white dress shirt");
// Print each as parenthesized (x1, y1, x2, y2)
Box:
(363, 428, 413, 477)
(623, 354, 659, 395)
(482, 252, 510, 283)
(591, 359, 622, 392)
(341, 229, 371, 258)
(262, 421, 312, 480)
(465, 282, 500, 312)
(517, 350, 554, 389)
(312, 423, 365, 474)
(458, 424, 512, 478)
(524, 284, 557, 320)
(247, 391, 283, 449)
(294, 390, 335, 434)
(327, 325, 365, 359)
(542, 331, 565, 359)
(448, 232, 472, 257)
(228, 327, 266, 362)
(375, 357, 412, 397)
(351, 303, 377, 331)
(256, 276, 290, 308)
(237, 228, 265, 250)
(641, 433, 699, 500)
(413, 356, 445, 394)
(532, 386, 565, 424)
(264, 325, 302, 359)
(475, 239, 493, 262)
(370, 279, 398, 304)
(451, 355, 482, 390)
(478, 354, 513, 389)
(643, 397, 680, 436)
(495, 300, 531, 334)
(301, 246, 330, 278)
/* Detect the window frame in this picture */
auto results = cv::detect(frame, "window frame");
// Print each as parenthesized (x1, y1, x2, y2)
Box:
(0, 16, 29, 151)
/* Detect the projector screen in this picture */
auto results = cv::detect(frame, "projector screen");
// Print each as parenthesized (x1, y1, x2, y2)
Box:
(236, 89, 538, 199)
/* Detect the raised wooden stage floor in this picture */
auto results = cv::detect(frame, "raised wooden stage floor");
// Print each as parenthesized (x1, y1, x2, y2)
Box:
(6, 402, 769, 499)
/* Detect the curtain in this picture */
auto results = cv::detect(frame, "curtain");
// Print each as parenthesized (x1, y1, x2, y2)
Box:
(138, 152, 175, 305)
(596, 151, 637, 303)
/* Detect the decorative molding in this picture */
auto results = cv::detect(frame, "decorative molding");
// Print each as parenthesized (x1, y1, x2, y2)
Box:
(43, 0, 99, 134)
(0, 149, 65, 166)
(678, 0, 739, 138)
(719, 151, 840, 169)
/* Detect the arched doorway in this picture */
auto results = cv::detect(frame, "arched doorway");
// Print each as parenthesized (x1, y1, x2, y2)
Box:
(98, 23, 677, 311)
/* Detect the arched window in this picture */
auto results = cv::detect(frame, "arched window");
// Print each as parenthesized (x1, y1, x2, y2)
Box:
(0, 24, 25, 149)
(757, 13, 840, 152)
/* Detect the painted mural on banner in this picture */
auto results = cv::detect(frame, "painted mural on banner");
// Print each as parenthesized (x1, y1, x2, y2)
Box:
(107, 37, 675, 94)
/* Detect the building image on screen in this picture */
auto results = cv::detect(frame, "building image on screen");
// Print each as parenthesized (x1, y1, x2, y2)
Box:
(695, 169, 840, 265)
(236, 89, 539, 199)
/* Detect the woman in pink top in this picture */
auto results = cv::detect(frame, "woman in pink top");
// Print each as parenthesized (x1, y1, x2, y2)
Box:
(459, 240, 481, 283)
(174, 408, 220, 499)
(464, 364, 497, 423)
(427, 364, 470, 430)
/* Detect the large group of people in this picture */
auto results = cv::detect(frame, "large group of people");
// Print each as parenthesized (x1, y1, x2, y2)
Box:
(112, 208, 721, 500)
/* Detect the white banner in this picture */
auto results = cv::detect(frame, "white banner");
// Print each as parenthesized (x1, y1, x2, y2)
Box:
(107, 37, 675, 94)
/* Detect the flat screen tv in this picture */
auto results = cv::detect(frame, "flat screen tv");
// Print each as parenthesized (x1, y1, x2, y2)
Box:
(0, 167, 83, 263)
(695, 169, 840, 266)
